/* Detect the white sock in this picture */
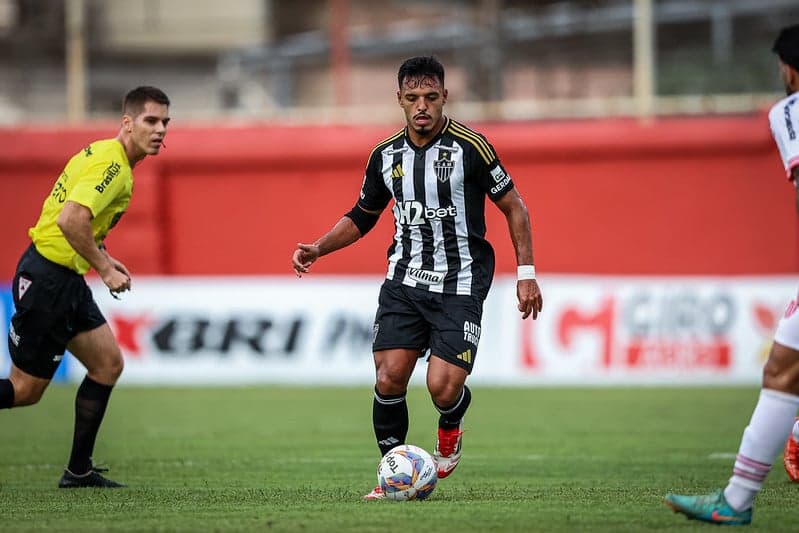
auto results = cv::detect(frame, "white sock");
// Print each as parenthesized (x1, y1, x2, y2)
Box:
(723, 389, 799, 512)
(793, 419, 799, 442)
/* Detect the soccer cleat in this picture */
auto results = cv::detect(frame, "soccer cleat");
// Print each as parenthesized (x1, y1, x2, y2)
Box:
(58, 467, 126, 489)
(783, 417, 799, 482)
(363, 485, 385, 500)
(664, 489, 752, 526)
(433, 421, 463, 479)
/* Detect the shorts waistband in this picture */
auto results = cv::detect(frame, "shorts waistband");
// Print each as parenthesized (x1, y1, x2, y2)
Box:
(26, 243, 81, 277)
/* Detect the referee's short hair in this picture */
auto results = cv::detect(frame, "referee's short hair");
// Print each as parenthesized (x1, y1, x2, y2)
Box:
(398, 56, 445, 89)
(773, 24, 799, 72)
(123, 86, 170, 116)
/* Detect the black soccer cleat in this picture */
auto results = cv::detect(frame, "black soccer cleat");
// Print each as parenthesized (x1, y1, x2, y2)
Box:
(58, 467, 126, 488)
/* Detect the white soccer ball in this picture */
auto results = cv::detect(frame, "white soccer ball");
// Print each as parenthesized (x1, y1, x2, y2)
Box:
(377, 444, 438, 501)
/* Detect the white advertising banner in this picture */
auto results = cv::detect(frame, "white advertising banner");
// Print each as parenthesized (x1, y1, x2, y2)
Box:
(497, 275, 795, 385)
(67, 275, 797, 386)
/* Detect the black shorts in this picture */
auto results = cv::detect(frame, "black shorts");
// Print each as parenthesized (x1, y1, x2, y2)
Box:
(7, 244, 106, 379)
(372, 279, 485, 373)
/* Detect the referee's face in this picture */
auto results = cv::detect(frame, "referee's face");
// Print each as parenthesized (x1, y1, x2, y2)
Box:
(398, 75, 447, 143)
(125, 100, 170, 159)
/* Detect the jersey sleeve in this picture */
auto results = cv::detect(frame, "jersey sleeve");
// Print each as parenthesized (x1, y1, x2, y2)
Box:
(769, 96, 799, 180)
(68, 159, 126, 216)
(474, 139, 514, 201)
(356, 150, 392, 211)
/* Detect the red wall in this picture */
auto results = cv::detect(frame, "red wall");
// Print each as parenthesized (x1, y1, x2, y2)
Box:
(0, 114, 796, 278)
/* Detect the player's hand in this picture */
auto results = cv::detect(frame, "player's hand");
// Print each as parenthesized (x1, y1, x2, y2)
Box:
(98, 249, 131, 295)
(292, 242, 320, 277)
(101, 267, 131, 295)
(109, 256, 131, 280)
(517, 279, 542, 320)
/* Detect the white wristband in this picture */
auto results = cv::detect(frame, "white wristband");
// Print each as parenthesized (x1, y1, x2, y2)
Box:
(517, 265, 536, 280)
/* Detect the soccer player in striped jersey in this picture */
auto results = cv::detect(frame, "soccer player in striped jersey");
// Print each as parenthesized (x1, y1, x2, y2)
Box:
(292, 56, 543, 500)
(665, 24, 799, 525)
(0, 86, 170, 488)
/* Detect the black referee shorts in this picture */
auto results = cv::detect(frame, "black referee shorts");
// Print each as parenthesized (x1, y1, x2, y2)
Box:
(372, 279, 485, 373)
(7, 244, 106, 379)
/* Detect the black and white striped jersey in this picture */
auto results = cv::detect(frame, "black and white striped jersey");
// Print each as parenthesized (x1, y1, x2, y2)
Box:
(356, 116, 515, 299)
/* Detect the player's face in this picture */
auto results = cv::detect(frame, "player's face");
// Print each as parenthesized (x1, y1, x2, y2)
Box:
(398, 75, 447, 143)
(126, 101, 170, 157)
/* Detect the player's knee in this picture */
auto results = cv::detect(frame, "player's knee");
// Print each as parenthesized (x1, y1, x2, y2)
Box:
(375, 371, 406, 396)
(762, 345, 799, 393)
(106, 351, 124, 381)
(762, 364, 798, 393)
(92, 350, 124, 384)
(11, 381, 45, 407)
(428, 381, 461, 407)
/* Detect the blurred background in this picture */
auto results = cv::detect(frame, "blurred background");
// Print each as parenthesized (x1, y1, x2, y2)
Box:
(2, 0, 799, 387)
(0, 0, 798, 123)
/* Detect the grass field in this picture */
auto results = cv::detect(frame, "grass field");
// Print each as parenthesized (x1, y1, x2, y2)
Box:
(1, 385, 797, 532)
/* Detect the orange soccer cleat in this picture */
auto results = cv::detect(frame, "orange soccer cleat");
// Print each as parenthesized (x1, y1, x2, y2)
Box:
(783, 418, 799, 482)
(433, 421, 463, 479)
(363, 485, 385, 500)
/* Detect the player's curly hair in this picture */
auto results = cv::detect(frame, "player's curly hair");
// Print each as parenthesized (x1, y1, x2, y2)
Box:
(123, 86, 170, 116)
(397, 56, 445, 89)
(773, 24, 799, 72)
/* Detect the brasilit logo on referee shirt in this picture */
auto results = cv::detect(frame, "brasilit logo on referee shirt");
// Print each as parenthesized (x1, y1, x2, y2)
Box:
(95, 162, 121, 193)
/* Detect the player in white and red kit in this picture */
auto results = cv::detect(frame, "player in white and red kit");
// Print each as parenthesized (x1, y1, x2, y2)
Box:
(664, 24, 799, 526)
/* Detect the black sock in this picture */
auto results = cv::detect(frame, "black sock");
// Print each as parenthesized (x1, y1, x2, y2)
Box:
(435, 385, 471, 429)
(67, 376, 113, 474)
(0, 379, 14, 409)
(373, 387, 409, 456)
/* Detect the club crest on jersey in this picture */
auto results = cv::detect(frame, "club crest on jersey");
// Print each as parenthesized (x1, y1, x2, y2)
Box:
(433, 157, 454, 183)
(18, 276, 32, 300)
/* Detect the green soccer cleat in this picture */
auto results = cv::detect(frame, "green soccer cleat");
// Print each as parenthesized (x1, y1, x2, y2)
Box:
(664, 489, 752, 526)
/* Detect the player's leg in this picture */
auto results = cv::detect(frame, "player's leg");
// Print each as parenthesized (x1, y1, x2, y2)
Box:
(2, 245, 65, 408)
(59, 318, 126, 488)
(424, 292, 482, 479)
(370, 281, 431, 457)
(427, 357, 470, 421)
(373, 348, 421, 456)
(427, 357, 470, 478)
(666, 340, 799, 524)
(0, 364, 50, 408)
(721, 341, 799, 511)
(364, 348, 420, 500)
(365, 281, 429, 500)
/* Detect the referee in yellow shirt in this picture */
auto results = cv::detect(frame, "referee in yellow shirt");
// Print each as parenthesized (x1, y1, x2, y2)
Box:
(0, 86, 170, 488)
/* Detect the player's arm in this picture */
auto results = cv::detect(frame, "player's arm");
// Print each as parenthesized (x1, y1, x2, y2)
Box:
(57, 201, 130, 293)
(293, 151, 390, 276)
(292, 203, 384, 277)
(494, 188, 543, 320)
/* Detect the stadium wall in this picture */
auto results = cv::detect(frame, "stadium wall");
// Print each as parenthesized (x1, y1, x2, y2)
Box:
(0, 113, 796, 278)
(1, 114, 796, 385)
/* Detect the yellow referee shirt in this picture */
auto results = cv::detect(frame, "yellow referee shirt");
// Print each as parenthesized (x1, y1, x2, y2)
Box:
(29, 139, 133, 275)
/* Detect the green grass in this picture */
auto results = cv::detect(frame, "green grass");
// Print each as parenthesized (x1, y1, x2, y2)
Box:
(1, 386, 797, 531)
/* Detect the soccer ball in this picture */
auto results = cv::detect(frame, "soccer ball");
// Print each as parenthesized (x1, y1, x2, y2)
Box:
(377, 444, 438, 501)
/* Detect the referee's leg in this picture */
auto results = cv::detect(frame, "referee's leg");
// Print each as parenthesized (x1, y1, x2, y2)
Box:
(0, 365, 50, 408)
(62, 323, 125, 481)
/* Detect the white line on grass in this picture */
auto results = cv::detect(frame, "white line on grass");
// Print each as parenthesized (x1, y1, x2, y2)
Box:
(708, 452, 737, 460)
